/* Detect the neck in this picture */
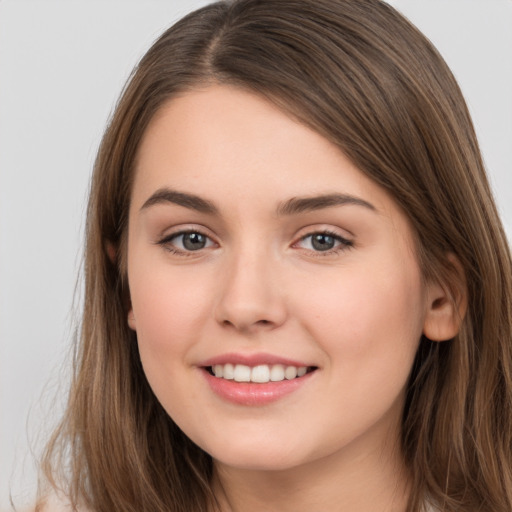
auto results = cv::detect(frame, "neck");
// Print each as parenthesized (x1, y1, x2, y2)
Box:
(211, 421, 410, 512)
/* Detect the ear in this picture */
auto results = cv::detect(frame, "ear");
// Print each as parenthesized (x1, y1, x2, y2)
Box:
(422, 254, 467, 342)
(105, 240, 135, 329)
(105, 240, 117, 264)
(127, 308, 137, 331)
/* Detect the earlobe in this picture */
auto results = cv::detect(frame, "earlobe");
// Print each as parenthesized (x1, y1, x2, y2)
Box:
(106, 240, 117, 263)
(422, 255, 467, 342)
(127, 309, 137, 330)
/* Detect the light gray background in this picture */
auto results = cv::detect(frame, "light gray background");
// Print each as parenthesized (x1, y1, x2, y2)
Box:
(1, 1, 511, 510)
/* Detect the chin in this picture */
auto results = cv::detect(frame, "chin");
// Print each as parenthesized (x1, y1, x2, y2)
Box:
(206, 441, 304, 472)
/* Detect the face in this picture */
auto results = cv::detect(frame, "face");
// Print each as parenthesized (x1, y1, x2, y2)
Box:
(126, 85, 432, 473)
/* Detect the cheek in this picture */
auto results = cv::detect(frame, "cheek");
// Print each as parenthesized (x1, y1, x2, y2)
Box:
(129, 263, 214, 365)
(295, 254, 425, 371)
(128, 263, 219, 417)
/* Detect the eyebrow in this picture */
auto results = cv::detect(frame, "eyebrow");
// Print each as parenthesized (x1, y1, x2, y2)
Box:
(276, 193, 376, 216)
(140, 187, 376, 216)
(140, 188, 218, 214)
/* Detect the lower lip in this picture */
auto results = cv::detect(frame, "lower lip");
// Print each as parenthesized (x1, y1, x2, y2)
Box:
(201, 369, 315, 406)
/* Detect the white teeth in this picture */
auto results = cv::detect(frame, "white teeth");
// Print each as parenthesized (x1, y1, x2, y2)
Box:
(285, 366, 298, 380)
(233, 364, 251, 382)
(223, 363, 234, 380)
(270, 364, 285, 381)
(211, 363, 310, 383)
(251, 365, 270, 383)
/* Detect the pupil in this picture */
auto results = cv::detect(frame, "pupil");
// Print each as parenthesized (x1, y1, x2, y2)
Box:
(312, 234, 335, 251)
(183, 233, 206, 250)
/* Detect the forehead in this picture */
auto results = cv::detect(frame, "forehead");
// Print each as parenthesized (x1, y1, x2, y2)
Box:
(131, 85, 398, 221)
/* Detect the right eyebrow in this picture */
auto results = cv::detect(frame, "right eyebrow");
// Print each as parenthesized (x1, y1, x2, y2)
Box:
(276, 193, 377, 216)
(140, 188, 218, 215)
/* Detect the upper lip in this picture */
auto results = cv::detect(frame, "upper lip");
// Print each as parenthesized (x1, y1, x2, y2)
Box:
(199, 352, 315, 368)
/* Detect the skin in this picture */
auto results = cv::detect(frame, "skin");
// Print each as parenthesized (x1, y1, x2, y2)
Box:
(126, 85, 457, 512)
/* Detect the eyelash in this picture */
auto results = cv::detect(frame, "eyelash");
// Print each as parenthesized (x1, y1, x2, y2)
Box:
(156, 229, 354, 257)
(295, 230, 354, 256)
(156, 229, 215, 257)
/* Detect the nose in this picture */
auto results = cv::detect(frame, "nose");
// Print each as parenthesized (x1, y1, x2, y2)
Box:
(214, 247, 287, 333)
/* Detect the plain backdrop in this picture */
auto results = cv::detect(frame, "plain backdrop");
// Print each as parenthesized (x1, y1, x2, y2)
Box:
(1, 1, 511, 510)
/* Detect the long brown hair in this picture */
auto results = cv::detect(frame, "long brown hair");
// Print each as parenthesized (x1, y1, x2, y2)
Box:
(38, 1, 512, 511)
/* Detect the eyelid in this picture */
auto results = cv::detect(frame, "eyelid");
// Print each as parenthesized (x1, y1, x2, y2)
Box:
(155, 225, 218, 255)
(154, 224, 354, 257)
(293, 224, 353, 242)
(292, 227, 354, 255)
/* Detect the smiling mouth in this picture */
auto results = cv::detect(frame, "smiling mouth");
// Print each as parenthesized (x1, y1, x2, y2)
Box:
(206, 363, 317, 383)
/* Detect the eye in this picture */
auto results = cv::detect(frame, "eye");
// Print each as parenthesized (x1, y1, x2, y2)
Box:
(296, 231, 353, 253)
(158, 230, 216, 253)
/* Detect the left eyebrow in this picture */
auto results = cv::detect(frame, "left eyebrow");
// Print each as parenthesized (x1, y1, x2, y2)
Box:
(140, 188, 218, 215)
(276, 193, 377, 216)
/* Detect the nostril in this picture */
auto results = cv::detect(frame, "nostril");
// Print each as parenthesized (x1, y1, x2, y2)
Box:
(221, 318, 273, 330)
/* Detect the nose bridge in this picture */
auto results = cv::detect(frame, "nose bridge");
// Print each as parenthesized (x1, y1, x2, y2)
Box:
(215, 240, 286, 332)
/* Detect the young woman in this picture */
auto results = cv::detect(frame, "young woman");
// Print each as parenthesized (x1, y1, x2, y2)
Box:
(38, 0, 512, 511)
